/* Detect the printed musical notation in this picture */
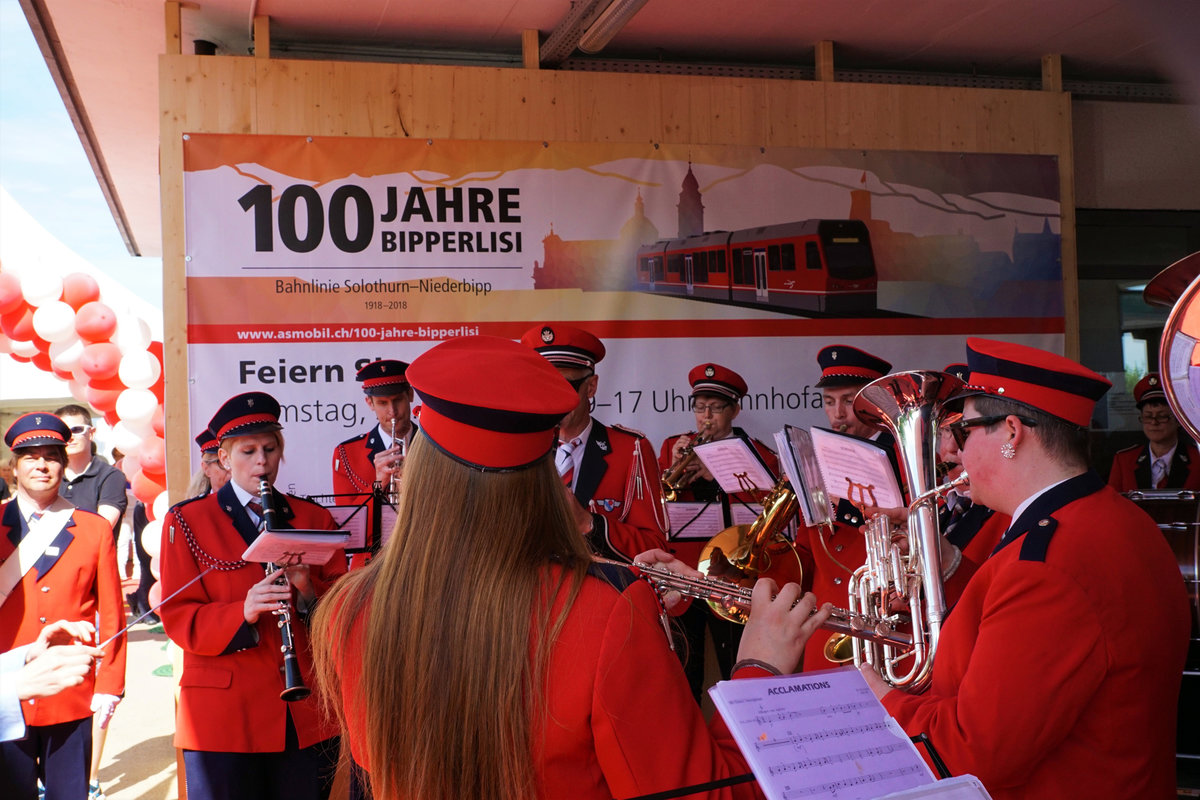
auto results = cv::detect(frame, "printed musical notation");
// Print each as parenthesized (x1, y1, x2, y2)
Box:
(709, 667, 935, 800)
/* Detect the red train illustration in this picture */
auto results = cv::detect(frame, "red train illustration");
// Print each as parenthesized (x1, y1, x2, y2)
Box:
(636, 219, 877, 313)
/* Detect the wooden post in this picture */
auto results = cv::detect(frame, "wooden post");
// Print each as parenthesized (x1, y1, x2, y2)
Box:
(254, 15, 271, 59)
(815, 40, 835, 82)
(523, 29, 540, 70)
(164, 1, 181, 56)
(1042, 54, 1063, 92)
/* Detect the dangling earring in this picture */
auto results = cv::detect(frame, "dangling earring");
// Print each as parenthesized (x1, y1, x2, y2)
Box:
(1000, 441, 1016, 460)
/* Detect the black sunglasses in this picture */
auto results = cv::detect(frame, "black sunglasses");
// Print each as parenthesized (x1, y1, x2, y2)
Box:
(946, 414, 1038, 448)
(566, 373, 594, 391)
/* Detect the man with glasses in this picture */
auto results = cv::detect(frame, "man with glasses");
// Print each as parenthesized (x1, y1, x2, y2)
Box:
(657, 362, 781, 697)
(861, 338, 1188, 799)
(52, 405, 127, 539)
(1108, 372, 1200, 491)
(521, 324, 668, 562)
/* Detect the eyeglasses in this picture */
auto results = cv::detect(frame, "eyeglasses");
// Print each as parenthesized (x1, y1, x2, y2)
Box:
(946, 414, 1038, 448)
(566, 373, 594, 391)
(68, 425, 90, 436)
(1139, 413, 1173, 424)
(692, 401, 732, 415)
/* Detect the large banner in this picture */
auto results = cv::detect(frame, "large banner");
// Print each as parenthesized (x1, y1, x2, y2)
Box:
(183, 135, 1063, 496)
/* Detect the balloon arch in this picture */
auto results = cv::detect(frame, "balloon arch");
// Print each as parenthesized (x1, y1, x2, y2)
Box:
(1, 264, 168, 591)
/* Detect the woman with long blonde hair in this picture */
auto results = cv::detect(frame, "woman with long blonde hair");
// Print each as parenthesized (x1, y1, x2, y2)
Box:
(313, 335, 829, 800)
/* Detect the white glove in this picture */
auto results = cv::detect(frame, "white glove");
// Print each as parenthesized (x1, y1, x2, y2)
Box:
(90, 693, 121, 729)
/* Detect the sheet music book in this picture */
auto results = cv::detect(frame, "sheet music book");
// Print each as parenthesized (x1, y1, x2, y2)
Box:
(708, 667, 936, 800)
(809, 427, 903, 510)
(730, 502, 765, 526)
(877, 775, 992, 799)
(242, 529, 350, 566)
(666, 502, 727, 541)
(324, 503, 371, 551)
(692, 437, 776, 496)
(773, 425, 833, 528)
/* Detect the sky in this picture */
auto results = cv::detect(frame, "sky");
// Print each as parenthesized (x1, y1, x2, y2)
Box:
(0, 0, 162, 308)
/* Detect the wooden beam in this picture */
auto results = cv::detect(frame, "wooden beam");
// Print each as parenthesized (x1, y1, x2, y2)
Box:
(164, 1, 181, 56)
(523, 29, 540, 70)
(254, 15, 271, 59)
(815, 40, 835, 82)
(1042, 54, 1063, 92)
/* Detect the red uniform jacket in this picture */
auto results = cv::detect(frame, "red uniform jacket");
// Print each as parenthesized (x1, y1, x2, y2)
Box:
(1107, 439, 1200, 492)
(0, 499, 126, 726)
(160, 482, 347, 752)
(331, 426, 386, 497)
(335, 563, 766, 799)
(883, 473, 1189, 799)
(572, 420, 668, 562)
(658, 429, 783, 569)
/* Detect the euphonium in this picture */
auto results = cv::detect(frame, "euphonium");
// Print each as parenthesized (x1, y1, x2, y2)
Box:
(834, 369, 965, 692)
(697, 475, 805, 623)
(660, 422, 714, 501)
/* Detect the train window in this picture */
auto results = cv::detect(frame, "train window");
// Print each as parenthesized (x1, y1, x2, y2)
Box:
(768, 245, 781, 271)
(781, 243, 796, 271)
(806, 241, 822, 270)
(668, 253, 682, 274)
(694, 251, 709, 283)
(715, 250, 726, 273)
(653, 257, 664, 282)
(732, 248, 748, 284)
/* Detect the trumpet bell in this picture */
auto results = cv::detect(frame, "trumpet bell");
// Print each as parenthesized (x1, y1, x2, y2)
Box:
(697, 523, 805, 624)
(823, 632, 855, 664)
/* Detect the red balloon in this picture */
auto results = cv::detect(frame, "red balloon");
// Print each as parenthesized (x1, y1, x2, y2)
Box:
(151, 404, 165, 437)
(85, 376, 124, 413)
(61, 273, 101, 311)
(8, 353, 31, 363)
(79, 342, 122, 380)
(131, 469, 166, 505)
(31, 351, 53, 372)
(0, 272, 23, 314)
(138, 435, 167, 478)
(52, 365, 75, 381)
(0, 304, 35, 341)
(147, 581, 162, 609)
(103, 409, 120, 427)
(74, 301, 117, 343)
(31, 334, 51, 353)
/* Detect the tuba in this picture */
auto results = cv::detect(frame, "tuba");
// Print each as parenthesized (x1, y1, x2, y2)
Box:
(834, 369, 964, 691)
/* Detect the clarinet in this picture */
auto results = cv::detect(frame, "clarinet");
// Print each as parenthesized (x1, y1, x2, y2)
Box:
(257, 479, 312, 702)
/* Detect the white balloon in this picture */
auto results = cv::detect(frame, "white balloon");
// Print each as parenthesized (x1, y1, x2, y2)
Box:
(10, 339, 38, 358)
(109, 421, 145, 456)
(68, 377, 89, 403)
(116, 388, 158, 427)
(118, 349, 161, 390)
(141, 518, 163, 560)
(152, 491, 171, 522)
(49, 337, 85, 372)
(113, 314, 152, 354)
(20, 271, 63, 307)
(32, 301, 77, 342)
(0, 335, 12, 355)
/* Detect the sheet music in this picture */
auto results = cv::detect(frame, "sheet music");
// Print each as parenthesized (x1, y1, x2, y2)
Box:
(693, 437, 775, 496)
(380, 503, 398, 547)
(730, 502, 765, 526)
(774, 426, 832, 528)
(709, 667, 934, 800)
(876, 775, 992, 799)
(325, 505, 370, 550)
(666, 502, 727, 541)
(809, 428, 903, 509)
(242, 530, 350, 565)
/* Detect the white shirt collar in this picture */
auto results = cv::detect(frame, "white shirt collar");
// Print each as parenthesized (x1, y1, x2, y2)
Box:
(1008, 476, 1074, 529)
(229, 480, 257, 508)
(16, 494, 74, 524)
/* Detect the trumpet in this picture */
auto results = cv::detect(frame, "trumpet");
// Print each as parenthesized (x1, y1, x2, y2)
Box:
(386, 418, 405, 505)
(615, 558, 913, 650)
(257, 479, 311, 702)
(661, 422, 713, 501)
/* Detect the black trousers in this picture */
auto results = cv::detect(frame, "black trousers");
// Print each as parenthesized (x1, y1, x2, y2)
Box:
(182, 715, 338, 800)
(0, 716, 92, 800)
(676, 602, 743, 703)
